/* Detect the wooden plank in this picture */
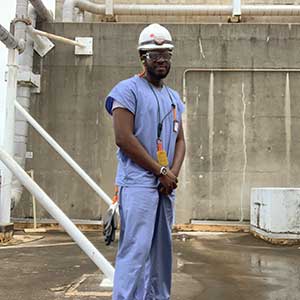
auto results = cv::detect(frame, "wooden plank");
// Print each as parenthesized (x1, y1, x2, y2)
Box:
(173, 223, 250, 233)
(14, 221, 249, 233)
(14, 222, 103, 232)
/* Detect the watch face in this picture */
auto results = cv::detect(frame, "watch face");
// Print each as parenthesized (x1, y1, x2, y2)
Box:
(162, 167, 168, 175)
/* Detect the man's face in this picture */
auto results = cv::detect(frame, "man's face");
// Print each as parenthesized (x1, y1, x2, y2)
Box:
(143, 49, 172, 80)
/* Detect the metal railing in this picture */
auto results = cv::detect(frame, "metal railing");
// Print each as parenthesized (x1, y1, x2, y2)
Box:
(0, 147, 114, 284)
(0, 1, 114, 286)
(14, 101, 113, 207)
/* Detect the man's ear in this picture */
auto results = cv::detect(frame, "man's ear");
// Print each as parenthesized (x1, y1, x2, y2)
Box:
(140, 55, 146, 64)
(139, 50, 146, 64)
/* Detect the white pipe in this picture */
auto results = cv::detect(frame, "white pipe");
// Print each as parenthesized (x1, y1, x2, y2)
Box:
(29, 0, 53, 22)
(0, 147, 115, 281)
(232, 0, 241, 16)
(27, 25, 49, 51)
(31, 28, 85, 47)
(113, 4, 231, 16)
(243, 5, 300, 16)
(182, 68, 300, 103)
(0, 24, 24, 51)
(0, 49, 18, 224)
(0, 0, 28, 220)
(11, 3, 35, 211)
(14, 101, 113, 207)
(63, 1, 300, 22)
(105, 0, 113, 16)
(63, 1, 232, 21)
(14, 0, 28, 47)
(63, 0, 103, 21)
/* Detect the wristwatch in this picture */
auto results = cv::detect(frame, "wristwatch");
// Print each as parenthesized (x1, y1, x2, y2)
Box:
(158, 166, 168, 177)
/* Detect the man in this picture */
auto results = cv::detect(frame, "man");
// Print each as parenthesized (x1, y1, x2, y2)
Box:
(105, 23, 186, 300)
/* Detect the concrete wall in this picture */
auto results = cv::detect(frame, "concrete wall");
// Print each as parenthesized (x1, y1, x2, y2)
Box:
(12, 23, 300, 223)
(56, 0, 300, 23)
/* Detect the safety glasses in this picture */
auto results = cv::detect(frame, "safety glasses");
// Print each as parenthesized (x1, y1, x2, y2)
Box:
(144, 51, 172, 62)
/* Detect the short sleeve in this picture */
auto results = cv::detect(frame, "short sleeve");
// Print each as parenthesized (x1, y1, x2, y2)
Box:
(176, 93, 185, 114)
(112, 100, 126, 111)
(105, 78, 137, 115)
(169, 89, 185, 114)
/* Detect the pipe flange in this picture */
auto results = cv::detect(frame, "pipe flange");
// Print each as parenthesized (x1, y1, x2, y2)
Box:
(13, 17, 32, 26)
(228, 15, 241, 23)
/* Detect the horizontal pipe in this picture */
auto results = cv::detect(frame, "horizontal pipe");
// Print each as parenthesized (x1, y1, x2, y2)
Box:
(243, 5, 300, 16)
(184, 68, 300, 73)
(14, 101, 113, 207)
(114, 4, 231, 16)
(63, 1, 300, 21)
(29, 0, 53, 22)
(182, 68, 300, 103)
(0, 147, 115, 281)
(31, 28, 85, 47)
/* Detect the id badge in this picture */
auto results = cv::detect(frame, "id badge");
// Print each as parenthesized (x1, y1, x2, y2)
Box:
(157, 150, 169, 166)
(173, 120, 179, 133)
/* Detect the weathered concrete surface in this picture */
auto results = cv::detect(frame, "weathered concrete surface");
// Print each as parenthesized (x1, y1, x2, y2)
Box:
(0, 231, 300, 299)
(12, 23, 300, 223)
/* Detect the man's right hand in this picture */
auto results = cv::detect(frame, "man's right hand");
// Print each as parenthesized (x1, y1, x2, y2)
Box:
(158, 169, 178, 194)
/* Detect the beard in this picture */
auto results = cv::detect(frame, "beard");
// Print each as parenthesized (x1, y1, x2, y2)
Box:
(146, 62, 171, 80)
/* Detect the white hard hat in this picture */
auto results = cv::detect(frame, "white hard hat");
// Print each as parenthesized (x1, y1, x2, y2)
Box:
(137, 23, 174, 51)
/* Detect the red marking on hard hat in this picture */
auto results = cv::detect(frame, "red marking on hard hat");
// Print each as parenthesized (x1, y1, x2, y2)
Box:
(150, 33, 155, 38)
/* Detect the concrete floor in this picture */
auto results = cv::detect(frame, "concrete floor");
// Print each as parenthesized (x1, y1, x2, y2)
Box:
(0, 231, 300, 300)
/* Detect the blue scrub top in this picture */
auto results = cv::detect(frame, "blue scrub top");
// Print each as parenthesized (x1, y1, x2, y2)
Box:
(105, 75, 185, 188)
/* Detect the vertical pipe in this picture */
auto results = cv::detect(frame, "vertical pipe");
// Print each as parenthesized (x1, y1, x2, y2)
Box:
(15, 0, 28, 44)
(232, 0, 241, 16)
(63, 0, 75, 22)
(285, 72, 291, 185)
(105, 0, 114, 16)
(208, 71, 214, 219)
(240, 82, 247, 222)
(11, 3, 35, 210)
(0, 49, 18, 224)
(179, 84, 188, 222)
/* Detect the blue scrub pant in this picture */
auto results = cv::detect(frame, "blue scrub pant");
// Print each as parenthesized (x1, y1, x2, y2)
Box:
(112, 186, 174, 300)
